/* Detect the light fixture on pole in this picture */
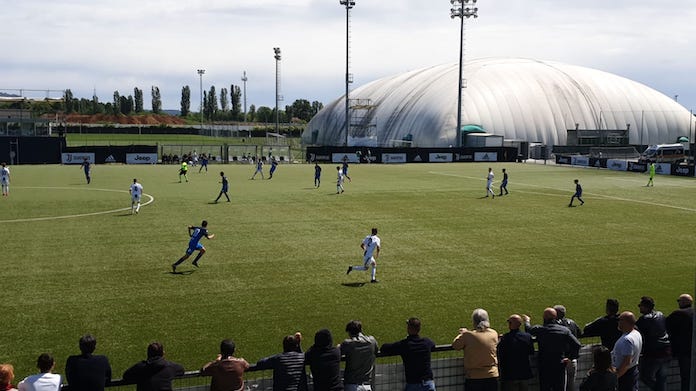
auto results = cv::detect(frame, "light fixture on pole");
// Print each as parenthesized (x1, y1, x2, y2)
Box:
(340, 0, 355, 147)
(197, 69, 205, 130)
(273, 47, 282, 135)
(450, 0, 478, 148)
(241, 71, 248, 123)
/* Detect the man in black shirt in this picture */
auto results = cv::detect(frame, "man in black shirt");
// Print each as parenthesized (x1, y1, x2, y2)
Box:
(65, 334, 112, 391)
(380, 317, 436, 391)
(665, 294, 693, 391)
(582, 298, 622, 349)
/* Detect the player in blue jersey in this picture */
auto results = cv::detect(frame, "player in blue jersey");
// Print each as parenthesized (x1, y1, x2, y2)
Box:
(80, 158, 92, 184)
(214, 171, 230, 203)
(314, 163, 322, 187)
(172, 220, 215, 272)
(569, 179, 584, 207)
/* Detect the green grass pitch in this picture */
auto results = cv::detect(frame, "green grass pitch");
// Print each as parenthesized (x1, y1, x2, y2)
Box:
(1, 162, 694, 379)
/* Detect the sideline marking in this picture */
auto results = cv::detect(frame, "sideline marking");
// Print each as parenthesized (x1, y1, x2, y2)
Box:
(429, 171, 696, 213)
(1, 187, 155, 223)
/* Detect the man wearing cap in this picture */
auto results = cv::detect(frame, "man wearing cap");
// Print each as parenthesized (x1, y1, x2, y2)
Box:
(635, 296, 671, 391)
(497, 314, 534, 391)
(380, 318, 436, 391)
(665, 294, 693, 391)
(613, 311, 642, 391)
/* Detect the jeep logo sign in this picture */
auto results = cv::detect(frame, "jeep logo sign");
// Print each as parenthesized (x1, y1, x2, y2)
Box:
(126, 153, 158, 164)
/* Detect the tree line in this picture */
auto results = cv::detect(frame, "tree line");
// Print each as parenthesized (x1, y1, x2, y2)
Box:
(55, 85, 324, 123)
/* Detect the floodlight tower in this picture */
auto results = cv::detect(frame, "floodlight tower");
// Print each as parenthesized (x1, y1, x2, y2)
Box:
(242, 71, 248, 122)
(273, 48, 282, 134)
(340, 0, 355, 147)
(197, 69, 205, 130)
(450, 0, 478, 148)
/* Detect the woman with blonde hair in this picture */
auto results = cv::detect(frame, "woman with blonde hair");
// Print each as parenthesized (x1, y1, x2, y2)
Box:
(0, 364, 18, 391)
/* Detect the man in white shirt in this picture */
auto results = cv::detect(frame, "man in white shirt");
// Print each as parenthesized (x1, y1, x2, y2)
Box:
(486, 167, 495, 198)
(1, 162, 10, 197)
(613, 311, 643, 391)
(336, 166, 345, 194)
(18, 353, 62, 391)
(129, 178, 143, 214)
(346, 228, 381, 283)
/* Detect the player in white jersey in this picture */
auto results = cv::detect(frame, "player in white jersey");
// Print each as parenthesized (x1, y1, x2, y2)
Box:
(346, 228, 381, 283)
(0, 162, 9, 197)
(336, 166, 345, 194)
(485, 167, 495, 198)
(129, 178, 143, 214)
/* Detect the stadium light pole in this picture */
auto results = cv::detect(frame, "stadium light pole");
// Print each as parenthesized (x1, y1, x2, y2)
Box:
(242, 71, 248, 123)
(340, 0, 355, 147)
(450, 0, 478, 148)
(274, 47, 282, 135)
(197, 69, 205, 130)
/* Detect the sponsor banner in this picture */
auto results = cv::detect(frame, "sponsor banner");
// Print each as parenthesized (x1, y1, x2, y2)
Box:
(571, 156, 589, 166)
(671, 165, 694, 177)
(655, 163, 671, 175)
(62, 153, 95, 164)
(332, 153, 361, 163)
(556, 155, 571, 165)
(607, 159, 627, 171)
(474, 152, 498, 162)
(382, 153, 406, 164)
(627, 161, 647, 172)
(126, 153, 158, 164)
(455, 153, 474, 162)
(590, 158, 605, 168)
(307, 152, 331, 162)
(428, 153, 453, 162)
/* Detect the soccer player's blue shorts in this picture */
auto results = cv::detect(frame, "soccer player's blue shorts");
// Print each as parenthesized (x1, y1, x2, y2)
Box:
(186, 242, 204, 255)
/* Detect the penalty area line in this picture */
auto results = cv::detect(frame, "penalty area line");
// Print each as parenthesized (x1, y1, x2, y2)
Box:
(1, 187, 155, 223)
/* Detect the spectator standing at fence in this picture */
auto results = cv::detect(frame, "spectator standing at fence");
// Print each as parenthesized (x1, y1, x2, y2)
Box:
(80, 157, 92, 184)
(346, 228, 380, 283)
(305, 329, 343, 391)
(380, 317, 437, 391)
(583, 299, 622, 350)
(498, 168, 509, 196)
(199, 153, 209, 173)
(269, 158, 279, 179)
(123, 342, 184, 391)
(0, 364, 18, 391)
(314, 163, 322, 188)
(214, 172, 230, 203)
(523, 308, 581, 391)
(17, 353, 61, 391)
(340, 320, 378, 391)
(646, 162, 655, 187)
(1, 162, 9, 197)
(452, 308, 499, 391)
(612, 311, 642, 391)
(251, 159, 264, 180)
(65, 334, 112, 391)
(485, 167, 495, 198)
(200, 339, 249, 391)
(568, 179, 584, 206)
(635, 296, 671, 391)
(554, 305, 582, 391)
(578, 345, 617, 391)
(255, 333, 308, 391)
(178, 161, 189, 182)
(665, 294, 693, 391)
(497, 314, 534, 391)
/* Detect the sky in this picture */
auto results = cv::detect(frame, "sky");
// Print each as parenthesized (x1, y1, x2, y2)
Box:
(2, 0, 696, 113)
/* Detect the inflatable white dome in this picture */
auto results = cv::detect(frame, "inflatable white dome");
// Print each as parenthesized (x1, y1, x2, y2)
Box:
(303, 57, 694, 147)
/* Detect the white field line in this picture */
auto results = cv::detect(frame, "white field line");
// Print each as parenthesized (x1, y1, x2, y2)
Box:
(2, 187, 155, 222)
(429, 171, 696, 213)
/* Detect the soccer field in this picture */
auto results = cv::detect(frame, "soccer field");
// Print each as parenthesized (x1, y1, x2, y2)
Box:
(1, 162, 694, 379)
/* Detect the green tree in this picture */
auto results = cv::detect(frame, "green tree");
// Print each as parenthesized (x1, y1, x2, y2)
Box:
(231, 84, 241, 121)
(248, 104, 256, 122)
(290, 99, 313, 122)
(256, 106, 272, 124)
(134, 87, 144, 112)
(284, 104, 293, 123)
(151, 86, 162, 114)
(180, 85, 190, 116)
(219, 87, 229, 113)
(113, 91, 121, 115)
(91, 93, 101, 115)
(64, 89, 74, 113)
(311, 101, 324, 117)
(206, 86, 218, 120)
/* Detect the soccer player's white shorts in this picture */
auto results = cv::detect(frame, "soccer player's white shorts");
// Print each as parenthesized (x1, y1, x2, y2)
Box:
(363, 255, 376, 267)
(131, 194, 141, 202)
(0, 177, 8, 185)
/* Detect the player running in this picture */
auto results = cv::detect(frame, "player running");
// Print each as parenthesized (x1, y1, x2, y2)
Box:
(569, 179, 584, 207)
(485, 167, 495, 198)
(214, 171, 230, 203)
(346, 227, 381, 283)
(1, 162, 10, 197)
(179, 161, 189, 182)
(129, 178, 143, 214)
(172, 221, 215, 272)
(80, 158, 92, 184)
(336, 166, 345, 194)
(250, 159, 264, 180)
(314, 163, 322, 188)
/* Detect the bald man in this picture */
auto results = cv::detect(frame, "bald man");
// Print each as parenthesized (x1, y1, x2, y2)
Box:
(612, 311, 643, 391)
(497, 314, 534, 391)
(523, 308, 581, 391)
(666, 294, 693, 391)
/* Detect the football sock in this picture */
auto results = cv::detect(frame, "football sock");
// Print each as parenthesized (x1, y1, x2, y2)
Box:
(371, 266, 377, 281)
(193, 252, 204, 264)
(353, 265, 367, 271)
